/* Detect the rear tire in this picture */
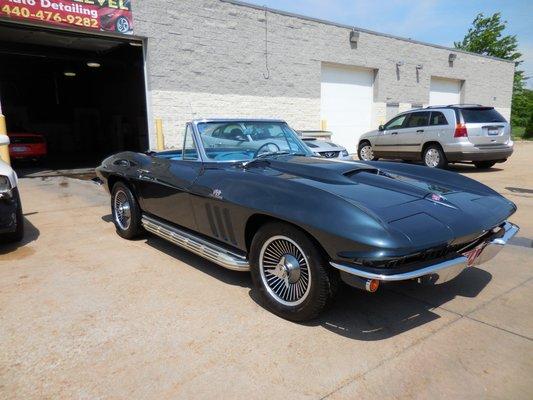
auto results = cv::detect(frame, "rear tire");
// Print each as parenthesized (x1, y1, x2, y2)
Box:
(358, 141, 379, 161)
(474, 161, 496, 169)
(111, 182, 143, 240)
(250, 222, 339, 322)
(423, 144, 448, 169)
(2, 188, 24, 243)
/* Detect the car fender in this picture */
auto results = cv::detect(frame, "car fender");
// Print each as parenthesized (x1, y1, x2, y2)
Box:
(0, 159, 17, 188)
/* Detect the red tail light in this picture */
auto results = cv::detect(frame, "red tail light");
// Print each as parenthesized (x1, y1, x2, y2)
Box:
(454, 123, 468, 138)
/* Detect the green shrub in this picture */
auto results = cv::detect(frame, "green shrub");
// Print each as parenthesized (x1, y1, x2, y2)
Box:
(525, 114, 533, 139)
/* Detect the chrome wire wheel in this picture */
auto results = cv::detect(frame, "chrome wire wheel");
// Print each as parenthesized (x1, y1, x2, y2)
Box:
(425, 148, 440, 168)
(360, 144, 374, 161)
(259, 236, 312, 306)
(113, 190, 131, 230)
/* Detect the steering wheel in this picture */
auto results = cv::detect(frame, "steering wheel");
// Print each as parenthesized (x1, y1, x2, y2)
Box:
(253, 142, 281, 158)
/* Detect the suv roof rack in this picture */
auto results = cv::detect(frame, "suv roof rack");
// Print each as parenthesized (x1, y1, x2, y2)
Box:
(425, 104, 484, 109)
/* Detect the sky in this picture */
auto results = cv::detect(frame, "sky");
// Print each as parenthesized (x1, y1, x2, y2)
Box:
(246, 0, 533, 88)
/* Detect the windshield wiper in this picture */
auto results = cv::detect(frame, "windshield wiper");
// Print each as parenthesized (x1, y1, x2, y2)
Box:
(242, 151, 306, 168)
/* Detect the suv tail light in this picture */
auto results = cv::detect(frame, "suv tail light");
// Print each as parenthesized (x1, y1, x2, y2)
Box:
(454, 123, 468, 138)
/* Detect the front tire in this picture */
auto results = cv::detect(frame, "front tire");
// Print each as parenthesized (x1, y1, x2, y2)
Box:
(474, 161, 496, 169)
(250, 222, 339, 322)
(111, 182, 143, 240)
(3, 188, 24, 243)
(423, 144, 448, 169)
(358, 141, 378, 161)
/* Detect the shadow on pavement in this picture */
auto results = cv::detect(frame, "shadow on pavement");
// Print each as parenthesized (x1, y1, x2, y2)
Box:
(249, 266, 492, 341)
(98, 212, 493, 340)
(0, 217, 40, 257)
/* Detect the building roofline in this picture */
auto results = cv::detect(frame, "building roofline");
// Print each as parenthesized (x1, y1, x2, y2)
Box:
(220, 0, 515, 65)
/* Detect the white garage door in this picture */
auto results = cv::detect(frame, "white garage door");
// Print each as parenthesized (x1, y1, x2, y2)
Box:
(321, 64, 373, 151)
(429, 77, 462, 106)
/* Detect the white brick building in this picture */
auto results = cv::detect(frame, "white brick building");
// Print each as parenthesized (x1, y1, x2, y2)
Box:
(130, 0, 515, 151)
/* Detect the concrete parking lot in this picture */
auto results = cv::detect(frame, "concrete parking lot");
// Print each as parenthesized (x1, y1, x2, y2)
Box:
(1, 144, 532, 399)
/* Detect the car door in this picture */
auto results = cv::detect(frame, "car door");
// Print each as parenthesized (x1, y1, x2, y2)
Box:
(424, 111, 449, 144)
(395, 111, 430, 155)
(138, 124, 202, 230)
(374, 113, 408, 155)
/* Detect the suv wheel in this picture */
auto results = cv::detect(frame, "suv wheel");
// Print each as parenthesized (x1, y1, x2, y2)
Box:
(474, 161, 496, 169)
(423, 145, 448, 169)
(358, 141, 378, 161)
(250, 222, 339, 322)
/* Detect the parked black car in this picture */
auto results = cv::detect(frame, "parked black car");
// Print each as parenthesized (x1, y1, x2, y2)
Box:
(0, 136, 24, 243)
(95, 119, 519, 321)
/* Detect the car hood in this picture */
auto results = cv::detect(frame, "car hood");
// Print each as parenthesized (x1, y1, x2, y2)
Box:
(248, 156, 516, 247)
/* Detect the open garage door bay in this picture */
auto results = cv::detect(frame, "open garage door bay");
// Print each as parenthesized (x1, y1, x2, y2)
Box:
(320, 64, 373, 152)
(0, 23, 148, 173)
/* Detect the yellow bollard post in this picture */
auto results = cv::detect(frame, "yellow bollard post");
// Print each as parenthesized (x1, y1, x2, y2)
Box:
(0, 113, 10, 165)
(155, 118, 165, 151)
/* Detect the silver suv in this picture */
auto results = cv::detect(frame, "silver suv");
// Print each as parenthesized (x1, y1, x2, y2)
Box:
(357, 105, 514, 169)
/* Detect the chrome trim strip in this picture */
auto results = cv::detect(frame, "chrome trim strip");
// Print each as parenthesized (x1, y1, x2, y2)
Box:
(330, 256, 469, 282)
(331, 221, 519, 283)
(142, 215, 250, 272)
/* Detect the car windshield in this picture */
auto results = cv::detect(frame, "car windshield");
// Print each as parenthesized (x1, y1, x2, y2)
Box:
(196, 121, 311, 161)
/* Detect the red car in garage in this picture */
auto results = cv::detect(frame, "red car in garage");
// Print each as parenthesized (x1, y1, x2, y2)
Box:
(8, 133, 47, 163)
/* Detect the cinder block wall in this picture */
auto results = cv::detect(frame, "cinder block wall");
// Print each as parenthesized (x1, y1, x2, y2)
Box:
(131, 0, 515, 149)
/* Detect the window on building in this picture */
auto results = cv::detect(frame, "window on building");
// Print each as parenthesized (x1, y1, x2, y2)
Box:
(405, 112, 430, 128)
(430, 111, 448, 126)
(183, 124, 198, 160)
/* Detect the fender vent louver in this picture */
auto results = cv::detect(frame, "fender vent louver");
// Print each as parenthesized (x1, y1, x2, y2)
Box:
(205, 204, 237, 245)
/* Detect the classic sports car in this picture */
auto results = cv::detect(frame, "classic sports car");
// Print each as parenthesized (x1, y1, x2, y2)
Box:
(95, 118, 519, 321)
(0, 135, 24, 243)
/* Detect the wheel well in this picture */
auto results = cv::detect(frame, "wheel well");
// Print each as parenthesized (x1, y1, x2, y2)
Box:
(358, 139, 371, 148)
(107, 176, 137, 199)
(421, 141, 443, 157)
(244, 214, 329, 260)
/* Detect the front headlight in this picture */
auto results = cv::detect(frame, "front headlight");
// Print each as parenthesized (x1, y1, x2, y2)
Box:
(0, 176, 11, 193)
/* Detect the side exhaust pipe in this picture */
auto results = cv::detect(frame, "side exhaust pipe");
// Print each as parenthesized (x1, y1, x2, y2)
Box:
(340, 271, 380, 293)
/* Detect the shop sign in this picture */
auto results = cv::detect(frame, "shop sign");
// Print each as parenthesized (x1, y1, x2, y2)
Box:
(0, 0, 133, 35)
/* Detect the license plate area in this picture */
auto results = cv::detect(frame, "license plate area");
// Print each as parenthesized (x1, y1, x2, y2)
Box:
(485, 127, 501, 136)
(11, 146, 29, 153)
(463, 245, 487, 266)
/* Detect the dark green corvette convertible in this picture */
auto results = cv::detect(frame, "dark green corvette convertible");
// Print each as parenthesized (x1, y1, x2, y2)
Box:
(95, 119, 519, 321)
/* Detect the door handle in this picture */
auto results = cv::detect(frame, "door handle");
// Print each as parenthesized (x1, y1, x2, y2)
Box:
(391, 132, 398, 135)
(416, 129, 424, 133)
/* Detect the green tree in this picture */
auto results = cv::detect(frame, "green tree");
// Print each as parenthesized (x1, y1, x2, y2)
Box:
(525, 110, 533, 139)
(455, 13, 529, 127)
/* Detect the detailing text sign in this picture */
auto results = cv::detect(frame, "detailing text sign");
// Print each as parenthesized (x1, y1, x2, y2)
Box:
(0, 0, 133, 34)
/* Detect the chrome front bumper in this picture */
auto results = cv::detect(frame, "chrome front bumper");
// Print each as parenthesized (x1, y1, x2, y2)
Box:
(330, 222, 519, 285)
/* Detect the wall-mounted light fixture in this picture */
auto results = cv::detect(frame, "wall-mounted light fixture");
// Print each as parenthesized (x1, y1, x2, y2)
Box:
(416, 64, 423, 70)
(449, 53, 457, 66)
(396, 61, 404, 67)
(86, 62, 101, 68)
(350, 29, 359, 44)
(64, 71, 76, 77)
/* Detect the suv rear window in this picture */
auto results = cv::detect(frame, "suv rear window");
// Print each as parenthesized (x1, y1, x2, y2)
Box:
(461, 108, 506, 123)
